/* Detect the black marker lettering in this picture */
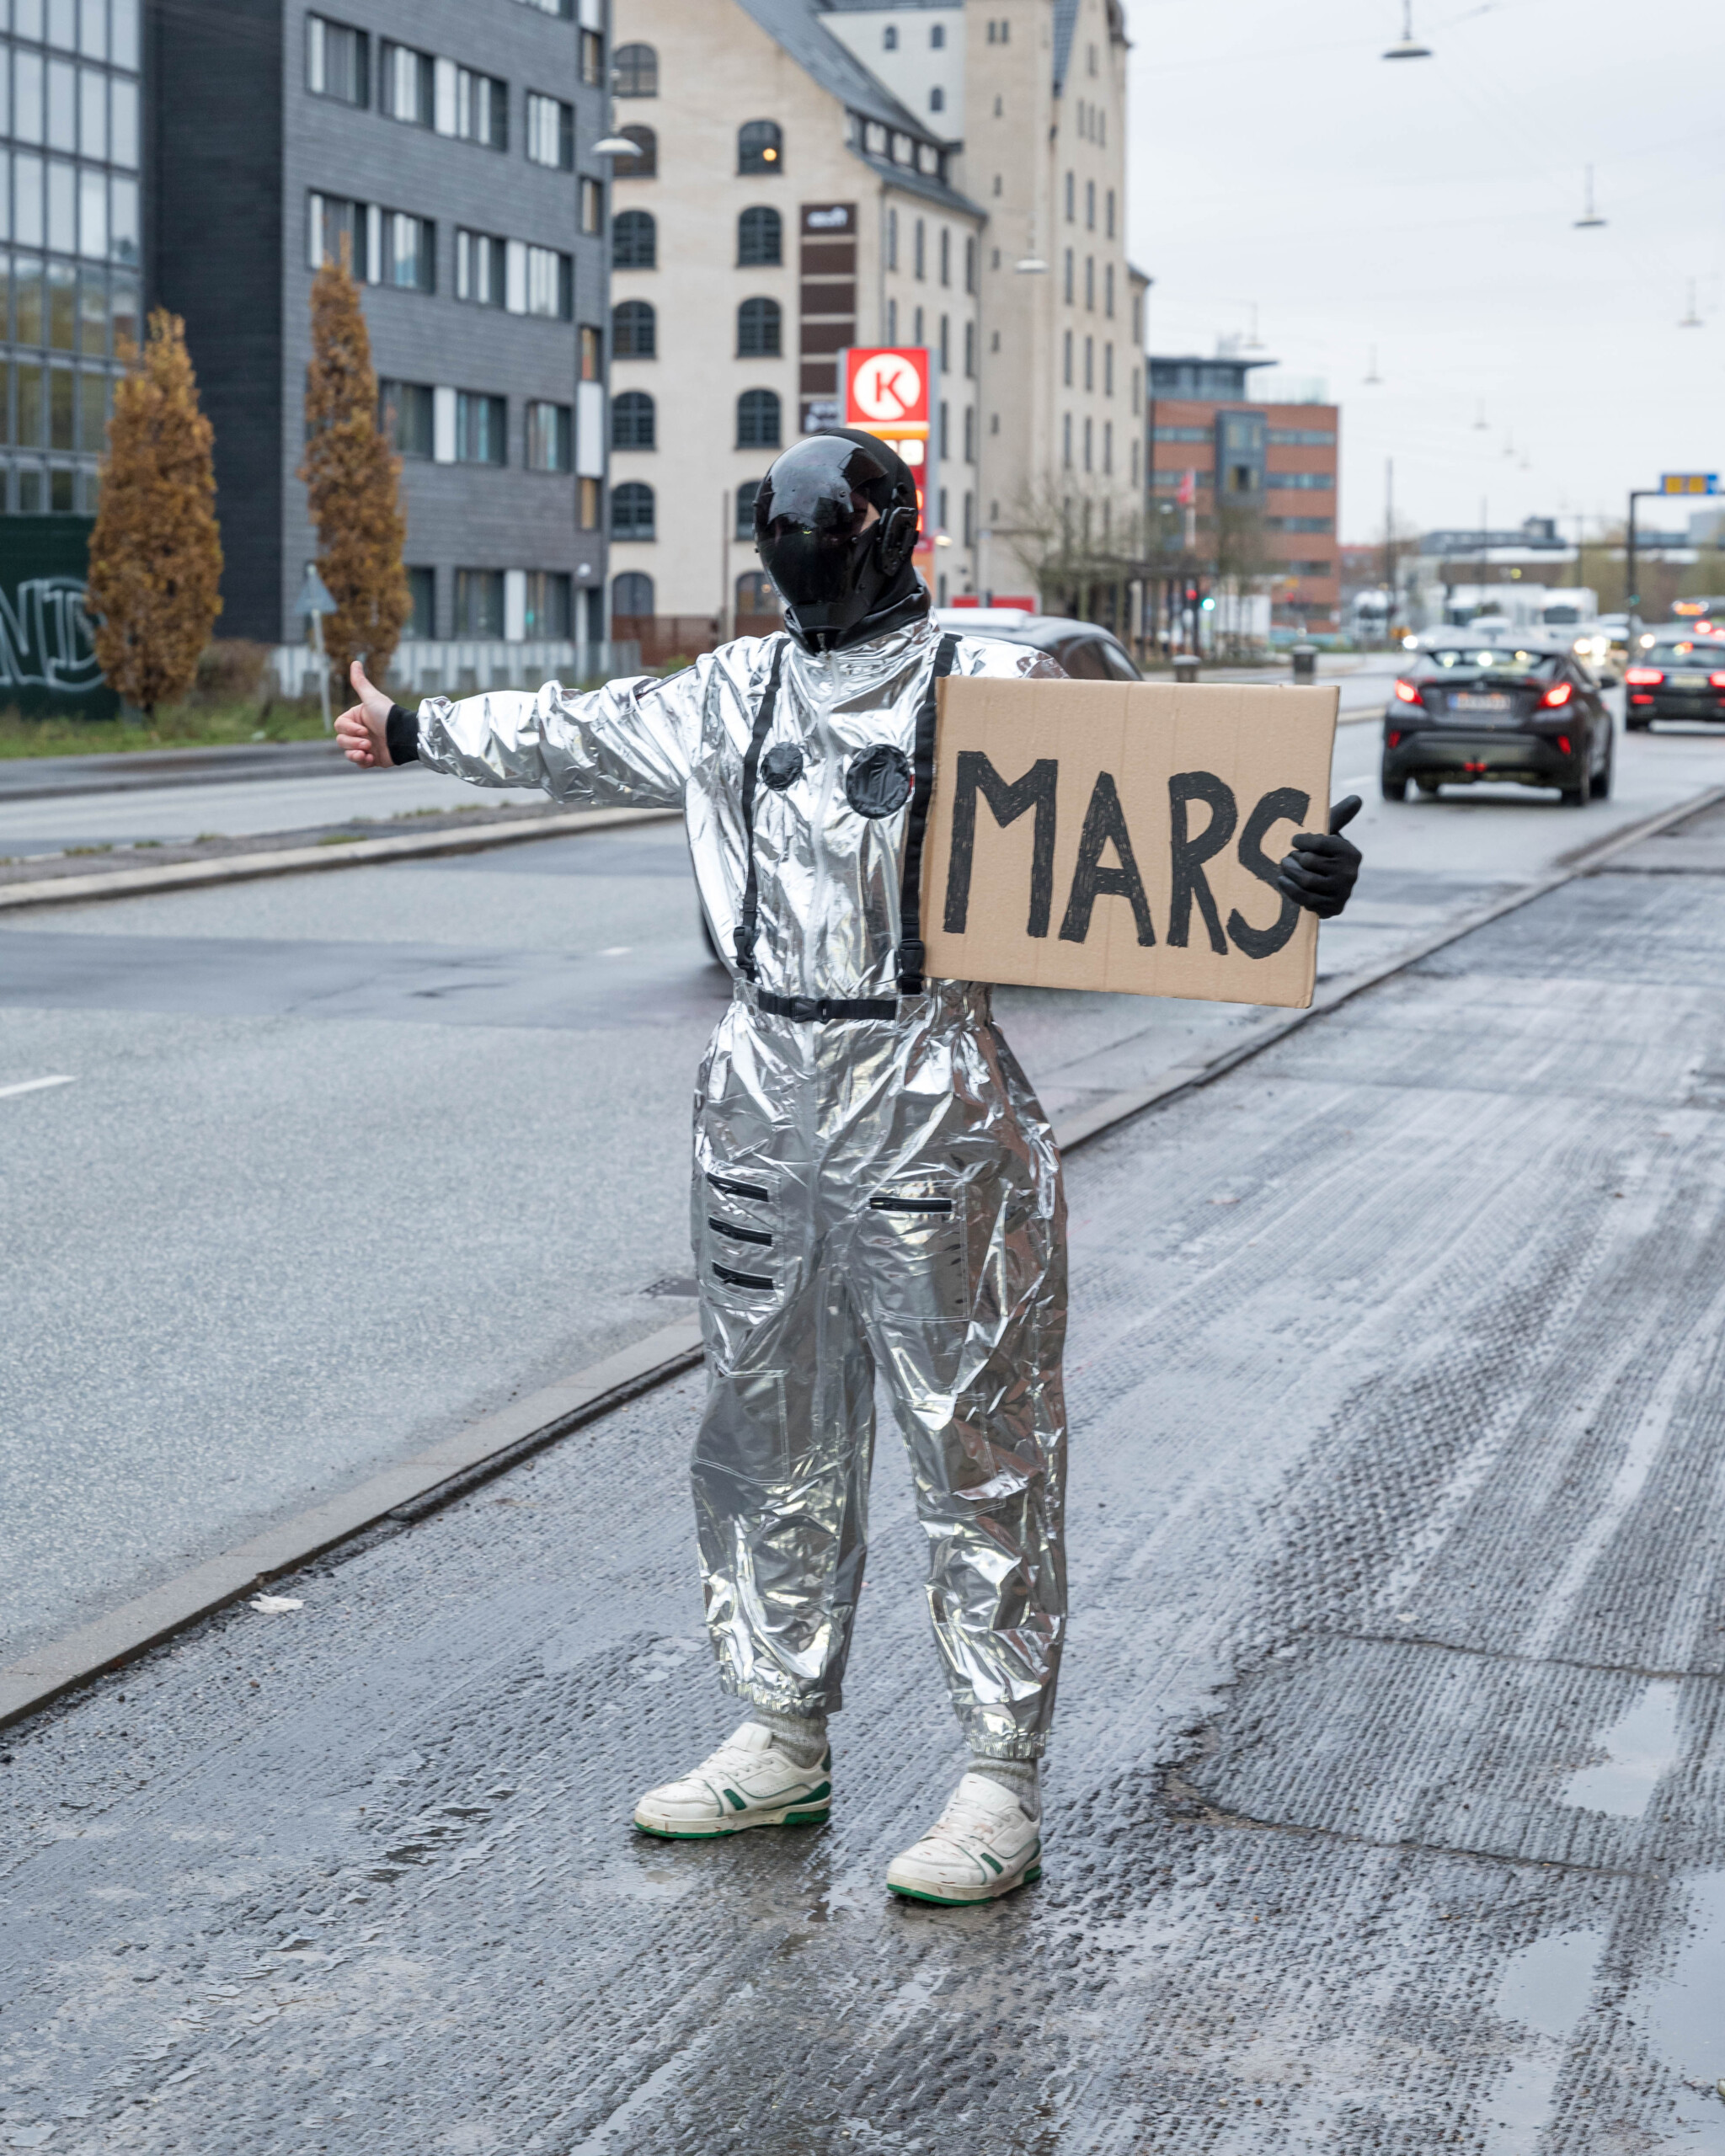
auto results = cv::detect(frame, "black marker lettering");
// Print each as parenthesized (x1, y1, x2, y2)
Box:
(943, 750, 1060, 937)
(1167, 771, 1237, 954)
(1227, 785, 1310, 960)
(1058, 770, 1156, 947)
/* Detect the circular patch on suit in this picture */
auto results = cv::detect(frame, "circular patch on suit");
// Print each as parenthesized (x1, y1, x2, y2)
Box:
(845, 743, 914, 819)
(760, 742, 804, 792)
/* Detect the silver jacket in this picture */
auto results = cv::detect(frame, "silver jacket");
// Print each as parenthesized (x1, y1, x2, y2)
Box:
(416, 615, 1070, 1760)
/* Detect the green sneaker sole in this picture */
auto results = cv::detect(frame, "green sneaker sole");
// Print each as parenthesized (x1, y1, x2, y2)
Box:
(632, 1803, 831, 1840)
(887, 1861, 1041, 1906)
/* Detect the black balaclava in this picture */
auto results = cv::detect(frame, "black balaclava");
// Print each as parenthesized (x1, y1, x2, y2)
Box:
(753, 428, 930, 654)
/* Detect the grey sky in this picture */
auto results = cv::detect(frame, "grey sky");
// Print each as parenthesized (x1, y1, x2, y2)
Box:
(1122, 0, 1725, 545)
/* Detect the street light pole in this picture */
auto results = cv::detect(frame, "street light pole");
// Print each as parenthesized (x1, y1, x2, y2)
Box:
(1626, 489, 1660, 646)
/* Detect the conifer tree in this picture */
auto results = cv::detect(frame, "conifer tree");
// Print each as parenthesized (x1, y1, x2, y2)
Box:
(85, 309, 223, 718)
(298, 248, 410, 689)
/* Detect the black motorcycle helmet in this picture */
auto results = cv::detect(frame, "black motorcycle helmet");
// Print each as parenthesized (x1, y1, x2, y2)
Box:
(753, 428, 929, 653)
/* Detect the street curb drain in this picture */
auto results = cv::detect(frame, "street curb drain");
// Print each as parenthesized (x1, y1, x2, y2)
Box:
(6, 780, 1723, 1734)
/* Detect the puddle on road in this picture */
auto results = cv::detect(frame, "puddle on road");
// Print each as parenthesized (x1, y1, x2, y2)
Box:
(1558, 1679, 1680, 1819)
(1482, 1929, 1605, 2155)
(1629, 1870, 1725, 2146)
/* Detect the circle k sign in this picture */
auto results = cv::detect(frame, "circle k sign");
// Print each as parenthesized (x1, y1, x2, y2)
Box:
(844, 347, 930, 428)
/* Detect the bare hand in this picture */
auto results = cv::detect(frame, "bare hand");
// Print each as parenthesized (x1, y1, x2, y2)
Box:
(335, 661, 395, 768)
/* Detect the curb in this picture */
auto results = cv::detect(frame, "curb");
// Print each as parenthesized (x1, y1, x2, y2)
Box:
(0, 803, 683, 911)
(4, 780, 1720, 1734)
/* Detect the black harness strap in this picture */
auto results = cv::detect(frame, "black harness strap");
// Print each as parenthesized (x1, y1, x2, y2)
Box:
(895, 632, 959, 997)
(734, 637, 788, 980)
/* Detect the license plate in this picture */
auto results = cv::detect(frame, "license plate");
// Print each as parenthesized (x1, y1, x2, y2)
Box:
(1451, 692, 1512, 712)
(1671, 672, 1710, 687)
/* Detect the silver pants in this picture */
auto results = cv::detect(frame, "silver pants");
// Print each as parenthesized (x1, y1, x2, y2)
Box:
(690, 984, 1068, 1760)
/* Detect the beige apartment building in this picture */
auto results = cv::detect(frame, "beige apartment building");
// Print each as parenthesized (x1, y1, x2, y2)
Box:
(607, 0, 1146, 650)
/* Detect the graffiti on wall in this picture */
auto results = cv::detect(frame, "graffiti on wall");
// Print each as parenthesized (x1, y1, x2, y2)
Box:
(0, 575, 102, 694)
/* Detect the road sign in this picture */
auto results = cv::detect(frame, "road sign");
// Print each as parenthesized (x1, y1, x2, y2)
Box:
(845, 348, 928, 429)
(294, 563, 338, 616)
(1660, 473, 1719, 496)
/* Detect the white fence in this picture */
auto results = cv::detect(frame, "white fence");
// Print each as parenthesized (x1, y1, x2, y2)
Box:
(270, 639, 643, 701)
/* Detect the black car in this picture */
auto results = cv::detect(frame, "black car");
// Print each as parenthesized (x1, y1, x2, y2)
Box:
(932, 609, 1143, 680)
(1381, 637, 1612, 805)
(1624, 631, 1725, 728)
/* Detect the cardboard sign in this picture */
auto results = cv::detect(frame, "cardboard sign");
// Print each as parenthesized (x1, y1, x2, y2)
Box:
(921, 678, 1339, 1010)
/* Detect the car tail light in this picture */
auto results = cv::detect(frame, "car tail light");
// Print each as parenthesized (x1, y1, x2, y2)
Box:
(1625, 665, 1664, 686)
(1557, 734, 1573, 757)
(1539, 681, 1574, 708)
(1392, 677, 1423, 705)
(1710, 673, 1725, 689)
(1631, 694, 1654, 705)
(1386, 728, 1403, 749)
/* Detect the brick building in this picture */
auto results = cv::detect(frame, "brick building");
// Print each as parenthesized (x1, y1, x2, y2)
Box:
(1147, 353, 1340, 642)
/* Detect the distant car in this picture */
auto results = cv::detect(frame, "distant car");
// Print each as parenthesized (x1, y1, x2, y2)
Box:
(1624, 629, 1725, 729)
(931, 608, 1143, 680)
(1381, 636, 1612, 805)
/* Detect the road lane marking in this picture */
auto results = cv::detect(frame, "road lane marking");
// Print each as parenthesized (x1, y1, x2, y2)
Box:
(0, 1073, 76, 1101)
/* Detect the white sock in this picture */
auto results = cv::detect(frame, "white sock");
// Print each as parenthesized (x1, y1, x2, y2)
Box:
(971, 1756, 1040, 1818)
(753, 1705, 827, 1769)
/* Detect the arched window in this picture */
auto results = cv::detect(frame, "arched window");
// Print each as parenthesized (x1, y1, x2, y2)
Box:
(613, 209, 656, 270)
(735, 570, 782, 618)
(883, 23, 897, 48)
(612, 570, 654, 618)
(611, 482, 655, 540)
(735, 479, 763, 537)
(736, 296, 782, 357)
(612, 391, 655, 450)
(613, 299, 656, 358)
(738, 120, 782, 175)
(930, 86, 944, 113)
(611, 42, 658, 97)
(736, 389, 781, 450)
(737, 205, 782, 266)
(615, 125, 656, 177)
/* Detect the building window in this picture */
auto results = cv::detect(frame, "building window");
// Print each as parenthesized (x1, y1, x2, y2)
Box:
(939, 398, 949, 456)
(526, 399, 573, 470)
(307, 15, 367, 105)
(379, 379, 434, 458)
(964, 320, 975, 377)
(580, 178, 603, 236)
(379, 41, 432, 125)
(405, 566, 435, 638)
(613, 570, 654, 617)
(1063, 248, 1073, 303)
(1104, 421, 1113, 474)
(526, 93, 574, 170)
(526, 246, 573, 320)
(914, 218, 925, 280)
(1065, 171, 1074, 222)
(612, 41, 657, 96)
(735, 479, 761, 538)
(1107, 189, 1116, 238)
(737, 296, 781, 357)
(1083, 416, 1092, 471)
(579, 476, 601, 530)
(1083, 335, 1092, 391)
(579, 29, 602, 87)
(614, 299, 655, 357)
(1063, 412, 1072, 467)
(738, 120, 782, 175)
(525, 571, 572, 638)
(1086, 179, 1095, 230)
(611, 389, 654, 450)
(309, 193, 368, 277)
(450, 67, 507, 150)
(964, 405, 975, 462)
(456, 231, 505, 306)
(886, 296, 897, 341)
(886, 206, 898, 271)
(613, 209, 655, 270)
(1086, 257, 1095, 309)
(455, 391, 505, 464)
(965, 236, 976, 294)
(386, 212, 434, 292)
(615, 125, 656, 177)
(612, 482, 655, 540)
(454, 569, 505, 637)
(736, 569, 780, 617)
(738, 205, 781, 266)
(1062, 329, 1071, 387)
(1104, 344, 1114, 397)
(580, 325, 603, 380)
(939, 313, 949, 370)
(1105, 264, 1114, 317)
(912, 302, 923, 345)
(736, 388, 781, 449)
(883, 23, 897, 49)
(939, 229, 950, 286)
(931, 22, 945, 46)
(930, 85, 944, 114)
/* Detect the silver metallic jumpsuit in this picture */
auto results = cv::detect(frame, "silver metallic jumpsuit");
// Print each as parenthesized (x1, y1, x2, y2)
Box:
(415, 613, 1066, 1760)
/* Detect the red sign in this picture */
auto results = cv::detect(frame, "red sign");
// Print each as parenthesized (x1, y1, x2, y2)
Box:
(844, 348, 929, 430)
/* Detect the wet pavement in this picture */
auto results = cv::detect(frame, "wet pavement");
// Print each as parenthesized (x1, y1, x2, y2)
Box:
(8, 808, 1725, 2149)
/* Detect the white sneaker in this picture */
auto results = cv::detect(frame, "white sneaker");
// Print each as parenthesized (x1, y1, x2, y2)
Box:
(885, 1772, 1043, 1905)
(632, 1722, 832, 1839)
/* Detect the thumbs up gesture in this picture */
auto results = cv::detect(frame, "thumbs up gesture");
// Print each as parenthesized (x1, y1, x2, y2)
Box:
(335, 660, 396, 768)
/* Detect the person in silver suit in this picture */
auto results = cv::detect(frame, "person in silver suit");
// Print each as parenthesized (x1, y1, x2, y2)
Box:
(336, 430, 1360, 1904)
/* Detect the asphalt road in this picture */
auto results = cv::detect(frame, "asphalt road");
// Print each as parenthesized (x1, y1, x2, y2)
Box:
(4, 697, 1725, 1670)
(6, 800, 1725, 2151)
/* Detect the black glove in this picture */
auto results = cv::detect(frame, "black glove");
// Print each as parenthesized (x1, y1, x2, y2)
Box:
(1276, 796, 1361, 919)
